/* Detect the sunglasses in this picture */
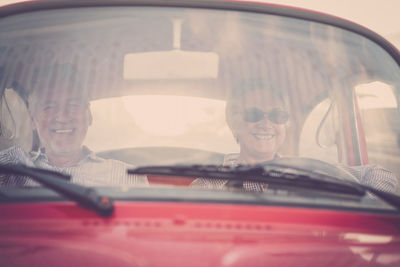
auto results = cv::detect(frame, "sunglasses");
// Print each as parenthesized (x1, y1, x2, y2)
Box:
(242, 107, 289, 124)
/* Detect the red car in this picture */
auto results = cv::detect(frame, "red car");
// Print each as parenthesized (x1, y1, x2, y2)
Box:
(1, 1, 400, 266)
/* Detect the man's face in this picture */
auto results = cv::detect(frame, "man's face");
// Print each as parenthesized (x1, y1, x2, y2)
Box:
(30, 88, 92, 157)
(235, 90, 287, 162)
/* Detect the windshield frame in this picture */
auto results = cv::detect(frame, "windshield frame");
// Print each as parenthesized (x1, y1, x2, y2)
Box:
(0, 0, 399, 207)
(0, 0, 399, 67)
(0, 1, 398, 166)
(2, 185, 400, 215)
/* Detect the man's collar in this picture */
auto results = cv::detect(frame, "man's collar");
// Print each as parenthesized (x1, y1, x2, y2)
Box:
(81, 146, 103, 163)
(31, 146, 103, 167)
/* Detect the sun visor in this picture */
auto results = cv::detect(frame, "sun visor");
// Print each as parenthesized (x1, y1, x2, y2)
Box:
(123, 50, 219, 80)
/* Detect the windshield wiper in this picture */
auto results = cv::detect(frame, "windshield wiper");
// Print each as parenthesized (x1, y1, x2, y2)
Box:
(128, 164, 365, 194)
(0, 164, 114, 217)
(128, 164, 400, 210)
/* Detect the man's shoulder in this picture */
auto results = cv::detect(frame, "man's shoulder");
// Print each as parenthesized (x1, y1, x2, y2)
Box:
(0, 145, 25, 155)
(0, 146, 34, 166)
(80, 146, 130, 166)
(86, 152, 132, 168)
(79, 152, 148, 186)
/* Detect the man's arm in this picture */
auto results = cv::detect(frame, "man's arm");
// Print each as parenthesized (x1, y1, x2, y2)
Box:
(0, 146, 35, 186)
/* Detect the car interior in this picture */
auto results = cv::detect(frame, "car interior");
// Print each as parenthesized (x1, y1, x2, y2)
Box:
(0, 6, 400, 189)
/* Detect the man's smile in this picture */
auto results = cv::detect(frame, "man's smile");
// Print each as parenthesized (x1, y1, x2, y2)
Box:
(51, 128, 75, 134)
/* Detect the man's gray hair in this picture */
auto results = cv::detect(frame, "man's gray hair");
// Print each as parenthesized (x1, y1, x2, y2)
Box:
(27, 63, 88, 111)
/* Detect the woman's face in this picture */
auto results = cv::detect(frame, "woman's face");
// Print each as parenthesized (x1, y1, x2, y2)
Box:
(234, 90, 287, 164)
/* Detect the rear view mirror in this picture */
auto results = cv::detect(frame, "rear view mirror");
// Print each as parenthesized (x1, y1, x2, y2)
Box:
(123, 17, 218, 80)
(123, 50, 219, 80)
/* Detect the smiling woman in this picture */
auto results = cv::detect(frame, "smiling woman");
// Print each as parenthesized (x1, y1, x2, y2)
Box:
(225, 80, 289, 164)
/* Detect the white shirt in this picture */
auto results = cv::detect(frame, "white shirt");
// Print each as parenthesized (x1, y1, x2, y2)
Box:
(0, 146, 148, 187)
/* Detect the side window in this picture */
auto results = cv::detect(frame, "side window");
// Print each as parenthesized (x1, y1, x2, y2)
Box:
(355, 81, 400, 181)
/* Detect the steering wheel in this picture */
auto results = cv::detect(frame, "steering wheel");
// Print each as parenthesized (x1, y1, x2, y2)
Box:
(266, 157, 359, 182)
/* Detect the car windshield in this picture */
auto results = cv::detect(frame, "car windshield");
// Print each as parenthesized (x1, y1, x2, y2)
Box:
(1, 5, 400, 211)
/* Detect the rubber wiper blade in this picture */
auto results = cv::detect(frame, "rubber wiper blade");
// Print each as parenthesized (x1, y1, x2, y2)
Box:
(129, 164, 265, 179)
(129, 165, 400, 210)
(358, 185, 400, 211)
(128, 164, 366, 196)
(0, 164, 114, 217)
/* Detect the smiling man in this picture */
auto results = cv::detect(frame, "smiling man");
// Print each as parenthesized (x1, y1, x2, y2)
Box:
(27, 65, 93, 167)
(0, 64, 147, 187)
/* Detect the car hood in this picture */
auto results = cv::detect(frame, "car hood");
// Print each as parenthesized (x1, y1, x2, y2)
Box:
(1, 202, 400, 267)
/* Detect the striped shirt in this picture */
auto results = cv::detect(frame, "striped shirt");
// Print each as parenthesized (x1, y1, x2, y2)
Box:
(0, 146, 148, 187)
(191, 153, 398, 193)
